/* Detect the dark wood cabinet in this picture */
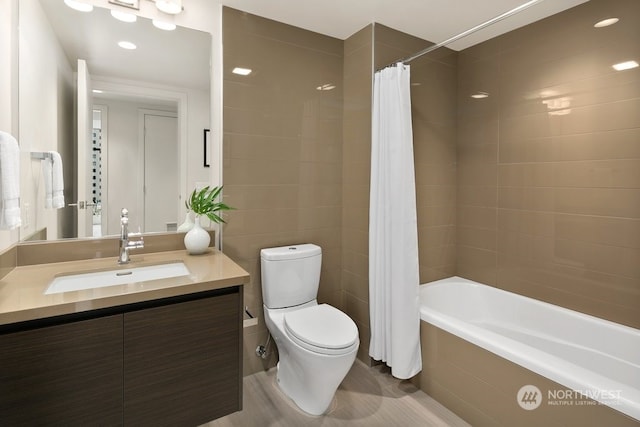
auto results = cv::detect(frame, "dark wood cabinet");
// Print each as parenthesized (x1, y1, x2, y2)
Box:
(0, 315, 124, 425)
(0, 287, 242, 426)
(124, 292, 241, 426)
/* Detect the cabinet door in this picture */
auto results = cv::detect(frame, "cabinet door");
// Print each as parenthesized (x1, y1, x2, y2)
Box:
(0, 315, 124, 425)
(123, 291, 241, 426)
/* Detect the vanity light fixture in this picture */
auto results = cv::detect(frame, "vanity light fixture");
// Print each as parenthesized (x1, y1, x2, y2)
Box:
(118, 41, 137, 50)
(156, 0, 183, 15)
(232, 67, 252, 76)
(152, 19, 177, 31)
(612, 60, 639, 71)
(109, 0, 140, 9)
(471, 91, 489, 99)
(594, 18, 619, 28)
(64, 0, 93, 12)
(111, 9, 137, 23)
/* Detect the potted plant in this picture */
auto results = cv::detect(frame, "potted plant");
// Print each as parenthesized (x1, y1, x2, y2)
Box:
(183, 186, 233, 254)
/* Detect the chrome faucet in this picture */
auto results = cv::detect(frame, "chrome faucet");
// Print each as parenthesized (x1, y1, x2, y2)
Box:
(119, 208, 144, 264)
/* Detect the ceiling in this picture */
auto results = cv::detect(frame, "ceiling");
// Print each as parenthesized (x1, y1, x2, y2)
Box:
(217, 0, 589, 50)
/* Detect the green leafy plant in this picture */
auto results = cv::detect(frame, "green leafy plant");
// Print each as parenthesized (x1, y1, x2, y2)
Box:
(185, 186, 234, 223)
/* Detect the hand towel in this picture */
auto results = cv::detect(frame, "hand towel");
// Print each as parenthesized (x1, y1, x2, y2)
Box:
(0, 131, 21, 230)
(42, 151, 64, 209)
(49, 151, 65, 209)
(42, 155, 53, 208)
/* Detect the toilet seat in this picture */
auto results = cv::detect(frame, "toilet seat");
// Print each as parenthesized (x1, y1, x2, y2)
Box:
(284, 304, 358, 355)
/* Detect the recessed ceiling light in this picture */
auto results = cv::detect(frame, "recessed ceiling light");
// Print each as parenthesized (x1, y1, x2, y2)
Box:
(118, 41, 137, 50)
(232, 67, 252, 76)
(471, 91, 489, 99)
(612, 60, 639, 71)
(594, 18, 619, 28)
(64, 0, 93, 12)
(152, 19, 177, 31)
(539, 89, 559, 98)
(316, 83, 336, 91)
(111, 9, 137, 23)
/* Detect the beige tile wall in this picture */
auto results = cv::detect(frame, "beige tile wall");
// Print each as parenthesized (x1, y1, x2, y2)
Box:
(456, 0, 640, 328)
(342, 24, 373, 363)
(222, 7, 344, 376)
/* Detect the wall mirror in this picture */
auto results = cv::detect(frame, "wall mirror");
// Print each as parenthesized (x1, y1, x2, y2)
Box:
(18, 0, 211, 242)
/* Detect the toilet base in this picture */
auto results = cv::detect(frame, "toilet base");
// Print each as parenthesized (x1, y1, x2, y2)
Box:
(275, 342, 358, 415)
(273, 362, 339, 416)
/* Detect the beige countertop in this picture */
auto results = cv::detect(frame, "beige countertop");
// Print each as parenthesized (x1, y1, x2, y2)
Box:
(0, 249, 249, 326)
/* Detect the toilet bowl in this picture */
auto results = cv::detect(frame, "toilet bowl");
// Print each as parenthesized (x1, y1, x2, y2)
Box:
(261, 244, 359, 415)
(264, 301, 358, 414)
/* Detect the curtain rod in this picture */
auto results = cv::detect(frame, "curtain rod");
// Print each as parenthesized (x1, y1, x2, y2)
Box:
(376, 0, 545, 71)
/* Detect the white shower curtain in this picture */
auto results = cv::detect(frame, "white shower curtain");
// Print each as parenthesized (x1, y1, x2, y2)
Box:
(369, 63, 422, 379)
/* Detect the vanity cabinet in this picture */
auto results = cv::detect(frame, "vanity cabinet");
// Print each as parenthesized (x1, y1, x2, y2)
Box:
(124, 291, 241, 426)
(0, 287, 242, 426)
(0, 315, 124, 425)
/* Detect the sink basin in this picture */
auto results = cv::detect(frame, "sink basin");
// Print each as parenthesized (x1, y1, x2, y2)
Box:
(45, 262, 191, 295)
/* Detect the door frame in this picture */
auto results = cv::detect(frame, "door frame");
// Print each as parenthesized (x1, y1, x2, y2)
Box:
(76, 59, 93, 238)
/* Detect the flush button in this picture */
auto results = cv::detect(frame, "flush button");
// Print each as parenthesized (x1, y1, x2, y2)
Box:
(289, 247, 296, 250)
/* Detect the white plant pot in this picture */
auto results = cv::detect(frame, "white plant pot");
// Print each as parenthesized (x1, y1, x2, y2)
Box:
(177, 211, 194, 232)
(184, 216, 210, 255)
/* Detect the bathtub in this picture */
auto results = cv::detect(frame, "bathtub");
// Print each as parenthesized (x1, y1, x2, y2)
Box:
(419, 276, 640, 424)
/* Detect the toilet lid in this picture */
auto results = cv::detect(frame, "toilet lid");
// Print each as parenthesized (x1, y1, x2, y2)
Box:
(284, 304, 358, 352)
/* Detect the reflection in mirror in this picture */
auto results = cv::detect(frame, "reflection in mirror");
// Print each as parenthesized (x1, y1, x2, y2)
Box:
(18, 0, 211, 242)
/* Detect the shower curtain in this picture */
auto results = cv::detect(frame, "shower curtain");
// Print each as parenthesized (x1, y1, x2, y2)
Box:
(369, 63, 422, 379)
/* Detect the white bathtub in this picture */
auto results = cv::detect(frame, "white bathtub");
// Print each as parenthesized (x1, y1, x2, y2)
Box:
(419, 276, 640, 421)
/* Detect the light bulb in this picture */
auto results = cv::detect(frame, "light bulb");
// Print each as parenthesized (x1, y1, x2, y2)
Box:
(64, 0, 93, 12)
(156, 0, 182, 15)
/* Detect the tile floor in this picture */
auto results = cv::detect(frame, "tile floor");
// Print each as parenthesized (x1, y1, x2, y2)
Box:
(204, 360, 470, 426)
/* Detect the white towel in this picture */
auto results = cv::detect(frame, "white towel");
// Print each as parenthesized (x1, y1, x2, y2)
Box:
(50, 151, 65, 209)
(0, 131, 21, 230)
(42, 151, 65, 209)
(42, 156, 53, 208)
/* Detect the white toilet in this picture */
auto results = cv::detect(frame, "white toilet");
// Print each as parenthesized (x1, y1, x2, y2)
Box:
(261, 244, 359, 415)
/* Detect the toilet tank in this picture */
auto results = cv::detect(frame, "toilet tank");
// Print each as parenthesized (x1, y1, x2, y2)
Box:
(260, 244, 322, 309)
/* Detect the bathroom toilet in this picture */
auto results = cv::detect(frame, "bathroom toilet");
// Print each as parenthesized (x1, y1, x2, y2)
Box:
(261, 244, 359, 415)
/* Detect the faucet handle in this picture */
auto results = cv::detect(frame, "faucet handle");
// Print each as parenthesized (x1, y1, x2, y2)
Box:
(129, 228, 144, 249)
(121, 208, 129, 218)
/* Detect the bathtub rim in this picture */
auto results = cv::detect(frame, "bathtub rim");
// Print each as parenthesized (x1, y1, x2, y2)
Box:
(419, 276, 640, 421)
